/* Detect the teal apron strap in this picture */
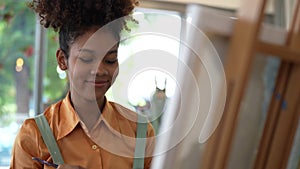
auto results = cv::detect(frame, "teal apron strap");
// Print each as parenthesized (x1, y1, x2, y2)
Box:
(34, 114, 64, 165)
(133, 114, 148, 169)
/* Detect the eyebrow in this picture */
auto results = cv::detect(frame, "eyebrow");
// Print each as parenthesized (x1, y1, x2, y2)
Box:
(78, 49, 96, 54)
(79, 48, 118, 55)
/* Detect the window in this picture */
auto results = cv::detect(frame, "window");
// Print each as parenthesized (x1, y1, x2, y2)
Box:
(0, 1, 67, 167)
(0, 1, 35, 167)
(106, 8, 181, 135)
(0, 4, 181, 167)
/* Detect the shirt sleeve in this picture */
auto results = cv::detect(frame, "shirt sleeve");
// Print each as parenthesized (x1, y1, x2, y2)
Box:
(10, 119, 47, 169)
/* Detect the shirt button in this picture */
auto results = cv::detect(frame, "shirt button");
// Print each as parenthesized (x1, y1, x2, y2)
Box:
(92, 145, 97, 150)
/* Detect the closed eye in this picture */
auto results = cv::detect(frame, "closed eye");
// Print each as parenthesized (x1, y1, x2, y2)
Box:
(105, 58, 118, 64)
(79, 57, 93, 63)
(104, 50, 118, 64)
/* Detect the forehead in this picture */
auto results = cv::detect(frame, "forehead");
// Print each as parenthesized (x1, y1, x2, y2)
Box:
(72, 28, 119, 53)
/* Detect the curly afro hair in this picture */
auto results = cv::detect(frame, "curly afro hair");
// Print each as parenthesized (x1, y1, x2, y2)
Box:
(27, 0, 138, 58)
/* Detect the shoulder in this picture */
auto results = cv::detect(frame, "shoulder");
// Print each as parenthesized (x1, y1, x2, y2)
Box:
(11, 117, 52, 168)
(13, 118, 44, 156)
(108, 101, 156, 137)
(108, 101, 140, 125)
(18, 118, 40, 137)
(43, 99, 64, 120)
(109, 101, 134, 113)
(109, 102, 137, 118)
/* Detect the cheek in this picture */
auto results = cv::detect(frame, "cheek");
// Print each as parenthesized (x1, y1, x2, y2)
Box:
(111, 65, 119, 79)
(68, 61, 91, 82)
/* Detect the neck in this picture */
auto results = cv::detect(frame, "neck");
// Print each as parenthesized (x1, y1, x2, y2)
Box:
(70, 92, 105, 130)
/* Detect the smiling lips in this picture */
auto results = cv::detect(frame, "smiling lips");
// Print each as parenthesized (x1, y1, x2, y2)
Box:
(86, 80, 109, 88)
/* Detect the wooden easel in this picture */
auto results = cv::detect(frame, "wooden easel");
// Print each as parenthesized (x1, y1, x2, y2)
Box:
(199, 0, 300, 169)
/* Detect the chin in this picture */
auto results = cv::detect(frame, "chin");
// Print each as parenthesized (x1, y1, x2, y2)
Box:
(94, 92, 106, 100)
(81, 90, 102, 101)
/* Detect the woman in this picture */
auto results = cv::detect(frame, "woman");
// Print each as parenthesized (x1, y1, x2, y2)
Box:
(10, 0, 155, 169)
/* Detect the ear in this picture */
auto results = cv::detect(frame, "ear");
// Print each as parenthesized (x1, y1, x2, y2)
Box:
(56, 49, 68, 70)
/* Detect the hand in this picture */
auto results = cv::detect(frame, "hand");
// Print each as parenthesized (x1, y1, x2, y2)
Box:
(57, 164, 86, 169)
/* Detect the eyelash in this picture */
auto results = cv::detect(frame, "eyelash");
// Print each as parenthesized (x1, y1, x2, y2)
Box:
(105, 59, 118, 64)
(79, 57, 118, 65)
(79, 57, 93, 63)
(79, 50, 118, 64)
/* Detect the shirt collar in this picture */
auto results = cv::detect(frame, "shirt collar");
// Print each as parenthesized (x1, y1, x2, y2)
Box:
(54, 92, 135, 140)
(101, 101, 137, 138)
(56, 92, 80, 140)
(79, 98, 119, 136)
(100, 99, 125, 134)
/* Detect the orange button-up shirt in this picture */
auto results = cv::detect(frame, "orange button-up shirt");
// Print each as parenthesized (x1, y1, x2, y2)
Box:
(10, 93, 155, 169)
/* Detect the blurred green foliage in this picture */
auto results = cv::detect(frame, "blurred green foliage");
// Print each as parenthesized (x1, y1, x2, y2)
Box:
(0, 1, 154, 126)
(0, 0, 67, 126)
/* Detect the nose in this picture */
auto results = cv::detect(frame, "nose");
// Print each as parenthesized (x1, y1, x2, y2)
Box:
(91, 61, 108, 76)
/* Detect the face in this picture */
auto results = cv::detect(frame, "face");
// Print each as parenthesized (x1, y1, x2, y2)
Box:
(57, 27, 119, 103)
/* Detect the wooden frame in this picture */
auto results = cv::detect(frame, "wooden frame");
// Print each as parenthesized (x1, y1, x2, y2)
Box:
(140, 0, 274, 12)
(138, 1, 300, 168)
(254, 0, 300, 168)
(200, 0, 268, 169)
(199, 0, 300, 169)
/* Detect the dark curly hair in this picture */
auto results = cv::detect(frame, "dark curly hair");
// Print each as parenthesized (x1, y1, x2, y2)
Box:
(27, 0, 138, 58)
